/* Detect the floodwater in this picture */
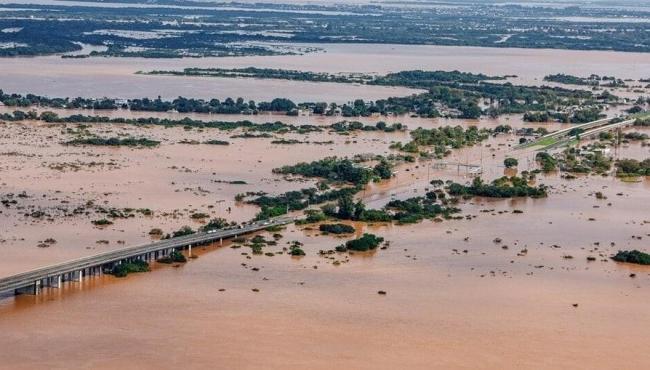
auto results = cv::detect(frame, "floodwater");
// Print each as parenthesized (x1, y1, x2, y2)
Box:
(0, 114, 649, 369)
(0, 45, 649, 369)
(1, 43, 650, 101)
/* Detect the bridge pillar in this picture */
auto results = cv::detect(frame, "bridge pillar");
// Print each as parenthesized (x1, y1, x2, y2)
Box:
(15, 281, 41, 295)
(188, 244, 192, 257)
(42, 275, 61, 288)
(50, 275, 62, 288)
(72, 270, 83, 282)
(220, 238, 223, 246)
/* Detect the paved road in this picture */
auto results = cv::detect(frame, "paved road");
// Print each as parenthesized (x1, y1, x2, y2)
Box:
(0, 217, 293, 294)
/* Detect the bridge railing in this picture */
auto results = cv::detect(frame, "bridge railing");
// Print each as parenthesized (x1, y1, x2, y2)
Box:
(0, 217, 293, 293)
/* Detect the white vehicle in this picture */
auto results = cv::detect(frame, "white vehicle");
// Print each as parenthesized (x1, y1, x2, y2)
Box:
(207, 230, 217, 234)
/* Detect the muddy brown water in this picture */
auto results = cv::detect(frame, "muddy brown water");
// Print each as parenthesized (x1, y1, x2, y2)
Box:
(0, 46, 649, 369)
(1, 43, 650, 101)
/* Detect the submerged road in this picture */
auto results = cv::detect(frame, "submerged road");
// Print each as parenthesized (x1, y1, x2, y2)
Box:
(0, 216, 293, 296)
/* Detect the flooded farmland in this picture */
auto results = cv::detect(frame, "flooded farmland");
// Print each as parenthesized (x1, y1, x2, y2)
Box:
(1, 43, 650, 100)
(0, 42, 649, 370)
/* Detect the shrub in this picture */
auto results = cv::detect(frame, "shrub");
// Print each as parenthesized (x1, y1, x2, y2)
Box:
(171, 226, 195, 237)
(111, 260, 150, 277)
(612, 250, 650, 265)
(157, 250, 187, 264)
(345, 233, 385, 252)
(504, 157, 518, 168)
(319, 223, 356, 234)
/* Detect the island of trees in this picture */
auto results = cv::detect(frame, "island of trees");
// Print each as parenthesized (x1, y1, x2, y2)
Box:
(0, 67, 617, 120)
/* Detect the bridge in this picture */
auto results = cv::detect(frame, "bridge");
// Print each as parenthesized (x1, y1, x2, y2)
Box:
(517, 113, 646, 151)
(0, 216, 293, 296)
(578, 117, 636, 139)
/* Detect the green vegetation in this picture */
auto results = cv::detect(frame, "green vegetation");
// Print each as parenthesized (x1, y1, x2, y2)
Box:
(568, 107, 606, 124)
(157, 251, 187, 264)
(200, 218, 235, 232)
(391, 126, 489, 157)
(448, 176, 547, 198)
(145, 67, 370, 84)
(543, 74, 600, 86)
(91, 219, 113, 226)
(289, 242, 306, 256)
(204, 140, 230, 145)
(622, 132, 649, 141)
(110, 260, 150, 278)
(65, 137, 160, 147)
(253, 155, 459, 224)
(383, 194, 461, 224)
(612, 250, 650, 265)
(139, 66, 610, 119)
(523, 111, 551, 122)
(319, 223, 356, 234)
(1, 63, 610, 121)
(164, 226, 196, 239)
(534, 137, 559, 149)
(338, 234, 385, 252)
(536, 152, 558, 172)
(23, 111, 323, 134)
(524, 107, 605, 124)
(3, 2, 650, 60)
(273, 157, 392, 185)
(634, 118, 650, 127)
(319, 190, 460, 225)
(558, 147, 612, 174)
(329, 121, 405, 133)
(248, 186, 359, 220)
(504, 158, 519, 168)
(615, 159, 650, 176)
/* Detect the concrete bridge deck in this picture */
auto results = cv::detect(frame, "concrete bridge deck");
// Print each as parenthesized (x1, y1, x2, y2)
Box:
(0, 217, 293, 296)
(516, 112, 647, 151)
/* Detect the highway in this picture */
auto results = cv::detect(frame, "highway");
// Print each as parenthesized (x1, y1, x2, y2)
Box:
(516, 113, 646, 151)
(0, 216, 293, 295)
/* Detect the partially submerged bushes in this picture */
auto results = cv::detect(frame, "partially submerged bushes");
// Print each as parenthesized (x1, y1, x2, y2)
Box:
(110, 260, 150, 278)
(392, 126, 489, 158)
(65, 137, 160, 147)
(92, 218, 113, 226)
(157, 250, 187, 264)
(319, 223, 355, 234)
(615, 158, 650, 177)
(447, 176, 547, 198)
(289, 241, 306, 256)
(612, 250, 650, 265)
(336, 233, 385, 252)
(273, 156, 393, 185)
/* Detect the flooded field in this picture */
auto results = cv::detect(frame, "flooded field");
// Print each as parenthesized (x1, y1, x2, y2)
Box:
(1, 44, 650, 101)
(0, 44, 649, 369)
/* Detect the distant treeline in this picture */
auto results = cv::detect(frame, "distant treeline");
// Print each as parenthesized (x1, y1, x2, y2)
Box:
(543, 73, 628, 88)
(0, 67, 612, 120)
(0, 110, 405, 134)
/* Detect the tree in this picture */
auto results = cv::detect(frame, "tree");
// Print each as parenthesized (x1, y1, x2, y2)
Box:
(504, 157, 519, 168)
(337, 193, 355, 220)
(353, 200, 366, 220)
(373, 159, 393, 179)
